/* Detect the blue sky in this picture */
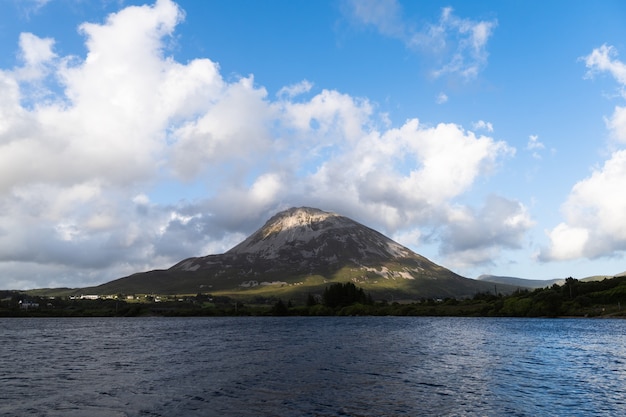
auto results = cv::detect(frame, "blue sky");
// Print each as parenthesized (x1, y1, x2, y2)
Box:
(1, 0, 626, 289)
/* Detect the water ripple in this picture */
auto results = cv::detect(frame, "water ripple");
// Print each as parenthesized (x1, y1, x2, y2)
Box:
(1, 317, 625, 416)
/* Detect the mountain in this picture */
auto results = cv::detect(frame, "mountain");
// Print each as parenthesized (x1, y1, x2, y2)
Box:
(82, 207, 518, 301)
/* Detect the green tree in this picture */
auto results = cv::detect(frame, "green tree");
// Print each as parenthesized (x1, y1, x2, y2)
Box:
(306, 293, 318, 307)
(322, 282, 371, 308)
(563, 277, 579, 299)
(530, 289, 562, 317)
(271, 299, 289, 316)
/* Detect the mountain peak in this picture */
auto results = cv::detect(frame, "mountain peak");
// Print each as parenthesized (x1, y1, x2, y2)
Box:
(264, 207, 339, 232)
(226, 206, 411, 261)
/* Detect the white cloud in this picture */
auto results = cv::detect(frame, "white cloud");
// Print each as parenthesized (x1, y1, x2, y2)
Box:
(0, 0, 197, 192)
(473, 120, 493, 132)
(526, 134, 544, 150)
(170, 75, 274, 180)
(391, 228, 422, 248)
(132, 193, 150, 206)
(526, 134, 545, 159)
(421, 7, 497, 80)
(0, 0, 517, 289)
(16, 32, 56, 81)
(436, 92, 448, 104)
(584, 44, 626, 87)
(606, 106, 626, 142)
(296, 118, 514, 234)
(541, 45, 626, 262)
(344, 0, 405, 38)
(541, 150, 626, 261)
(280, 88, 372, 145)
(12, 0, 51, 19)
(440, 195, 534, 269)
(277, 80, 313, 98)
(344, 1, 497, 80)
(540, 223, 589, 261)
(584, 45, 626, 142)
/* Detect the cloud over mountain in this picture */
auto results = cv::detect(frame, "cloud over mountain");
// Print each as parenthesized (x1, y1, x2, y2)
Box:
(0, 0, 529, 289)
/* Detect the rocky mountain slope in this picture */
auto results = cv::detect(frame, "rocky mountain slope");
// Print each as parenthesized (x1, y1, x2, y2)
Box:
(85, 207, 517, 300)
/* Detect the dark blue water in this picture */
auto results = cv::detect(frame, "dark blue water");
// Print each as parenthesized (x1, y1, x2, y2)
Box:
(1, 317, 625, 416)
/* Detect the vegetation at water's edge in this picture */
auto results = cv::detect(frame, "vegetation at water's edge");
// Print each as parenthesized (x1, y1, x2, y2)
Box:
(2, 277, 626, 318)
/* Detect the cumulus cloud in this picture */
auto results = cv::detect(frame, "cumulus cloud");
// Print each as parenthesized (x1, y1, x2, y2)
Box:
(541, 45, 626, 261)
(343, 0, 497, 80)
(15, 32, 56, 81)
(440, 196, 534, 269)
(540, 150, 626, 261)
(288, 118, 515, 239)
(170, 75, 274, 180)
(0, 0, 517, 289)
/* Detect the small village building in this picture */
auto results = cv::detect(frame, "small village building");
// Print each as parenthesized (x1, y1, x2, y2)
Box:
(19, 300, 39, 309)
(80, 295, 100, 300)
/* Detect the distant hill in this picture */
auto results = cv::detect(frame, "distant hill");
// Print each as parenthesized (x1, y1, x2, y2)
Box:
(477, 273, 625, 289)
(75, 207, 519, 301)
(477, 275, 565, 289)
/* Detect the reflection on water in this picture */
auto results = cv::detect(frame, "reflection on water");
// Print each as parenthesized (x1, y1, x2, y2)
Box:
(1, 317, 625, 416)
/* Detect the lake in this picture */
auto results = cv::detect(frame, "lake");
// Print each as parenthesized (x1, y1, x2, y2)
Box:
(1, 316, 625, 416)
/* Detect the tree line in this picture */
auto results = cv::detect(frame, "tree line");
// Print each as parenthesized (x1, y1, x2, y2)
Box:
(272, 277, 626, 317)
(2, 276, 625, 317)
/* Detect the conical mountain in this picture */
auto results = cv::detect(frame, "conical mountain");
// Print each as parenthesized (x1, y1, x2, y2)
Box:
(88, 207, 513, 300)
(226, 206, 414, 267)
